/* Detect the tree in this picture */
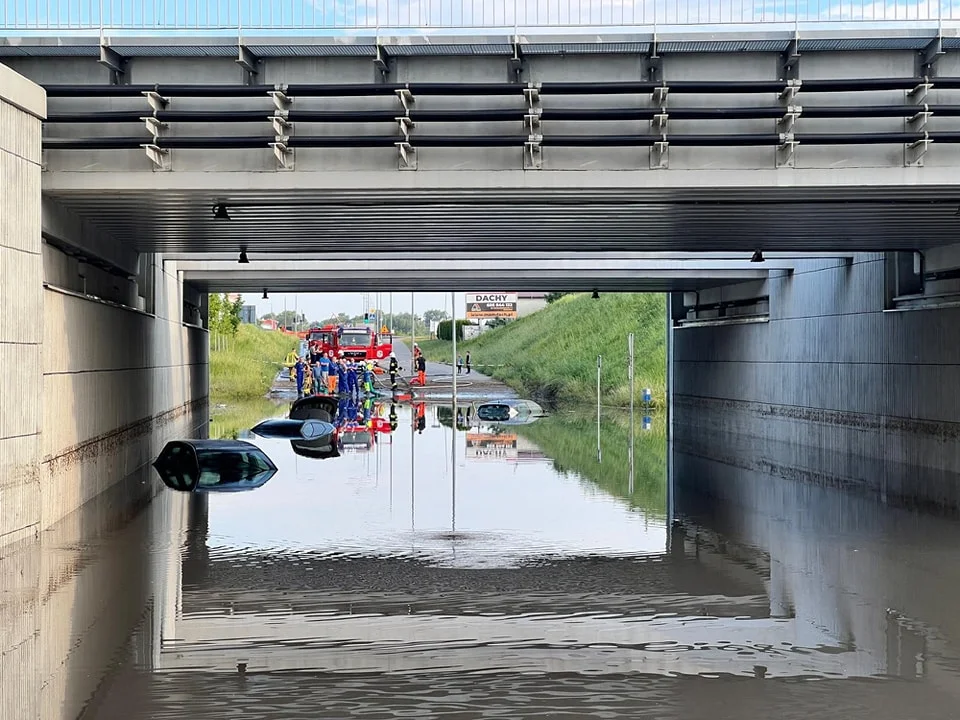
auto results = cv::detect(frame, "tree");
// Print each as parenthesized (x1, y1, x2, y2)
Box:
(208, 293, 243, 336)
(423, 309, 450, 324)
(545, 292, 570, 303)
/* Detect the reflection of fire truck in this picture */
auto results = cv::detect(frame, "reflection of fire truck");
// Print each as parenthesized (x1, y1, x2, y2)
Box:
(305, 325, 392, 361)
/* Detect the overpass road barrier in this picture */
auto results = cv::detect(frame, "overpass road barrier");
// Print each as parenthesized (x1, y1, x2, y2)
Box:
(3, 0, 960, 32)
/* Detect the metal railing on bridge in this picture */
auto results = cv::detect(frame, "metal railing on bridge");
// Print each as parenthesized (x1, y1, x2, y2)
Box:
(3, 0, 960, 33)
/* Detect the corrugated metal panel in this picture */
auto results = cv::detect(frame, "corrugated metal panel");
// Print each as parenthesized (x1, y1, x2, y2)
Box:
(799, 38, 928, 51)
(388, 43, 513, 55)
(248, 44, 377, 56)
(0, 46, 100, 56)
(658, 40, 789, 52)
(521, 42, 650, 54)
(112, 45, 237, 57)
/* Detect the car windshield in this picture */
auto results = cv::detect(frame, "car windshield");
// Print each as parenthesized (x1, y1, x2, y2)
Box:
(477, 404, 511, 422)
(340, 332, 370, 347)
(196, 448, 275, 488)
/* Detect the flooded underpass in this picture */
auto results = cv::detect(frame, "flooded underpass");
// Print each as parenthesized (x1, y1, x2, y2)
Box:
(5, 399, 960, 719)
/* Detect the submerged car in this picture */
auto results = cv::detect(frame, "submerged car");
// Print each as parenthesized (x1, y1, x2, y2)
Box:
(289, 395, 338, 423)
(251, 417, 337, 440)
(152, 440, 277, 492)
(289, 395, 342, 459)
(474, 399, 545, 425)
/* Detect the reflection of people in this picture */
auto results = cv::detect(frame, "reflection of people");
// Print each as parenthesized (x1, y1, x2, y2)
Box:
(389, 403, 398, 431)
(465, 351, 472, 374)
(415, 402, 426, 434)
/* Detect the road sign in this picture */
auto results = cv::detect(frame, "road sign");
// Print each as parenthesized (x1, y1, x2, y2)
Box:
(465, 292, 518, 319)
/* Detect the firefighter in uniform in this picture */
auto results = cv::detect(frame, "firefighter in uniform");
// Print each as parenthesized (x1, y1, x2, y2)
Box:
(388, 352, 401, 393)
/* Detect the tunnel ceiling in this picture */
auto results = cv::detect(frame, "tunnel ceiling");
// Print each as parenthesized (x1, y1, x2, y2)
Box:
(42, 185, 960, 254)
(181, 274, 765, 293)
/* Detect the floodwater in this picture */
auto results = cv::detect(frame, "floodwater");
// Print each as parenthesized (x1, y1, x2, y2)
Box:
(5, 398, 960, 719)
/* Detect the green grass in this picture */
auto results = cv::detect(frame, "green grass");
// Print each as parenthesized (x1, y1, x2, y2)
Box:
(418, 293, 667, 407)
(210, 324, 298, 400)
(514, 409, 667, 516)
(210, 397, 289, 439)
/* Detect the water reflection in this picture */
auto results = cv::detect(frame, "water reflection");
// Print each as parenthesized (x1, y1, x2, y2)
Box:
(8, 400, 960, 719)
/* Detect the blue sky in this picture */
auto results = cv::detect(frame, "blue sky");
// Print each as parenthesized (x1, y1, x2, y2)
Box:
(3, 0, 957, 31)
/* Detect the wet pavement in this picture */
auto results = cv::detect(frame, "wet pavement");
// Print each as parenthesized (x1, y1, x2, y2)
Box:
(4, 400, 960, 719)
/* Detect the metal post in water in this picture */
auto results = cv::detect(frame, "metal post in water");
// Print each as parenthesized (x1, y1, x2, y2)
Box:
(450, 291, 458, 534)
(411, 404, 415, 533)
(451, 291, 458, 403)
(410, 292, 415, 363)
(596, 354, 602, 463)
(628, 333, 635, 495)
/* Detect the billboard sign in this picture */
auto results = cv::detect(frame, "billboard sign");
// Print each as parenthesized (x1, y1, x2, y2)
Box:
(466, 433, 518, 460)
(465, 292, 518, 319)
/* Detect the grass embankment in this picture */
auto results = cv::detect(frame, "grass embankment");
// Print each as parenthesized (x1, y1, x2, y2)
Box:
(210, 325, 298, 400)
(515, 411, 668, 516)
(210, 397, 289, 439)
(419, 293, 667, 407)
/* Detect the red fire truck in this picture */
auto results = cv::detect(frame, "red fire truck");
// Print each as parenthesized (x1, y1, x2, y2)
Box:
(306, 325, 392, 361)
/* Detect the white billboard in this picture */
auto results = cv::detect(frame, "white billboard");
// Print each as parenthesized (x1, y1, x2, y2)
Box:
(465, 292, 518, 319)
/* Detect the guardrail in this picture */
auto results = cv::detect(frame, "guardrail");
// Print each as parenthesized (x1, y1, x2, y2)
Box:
(3, 0, 960, 33)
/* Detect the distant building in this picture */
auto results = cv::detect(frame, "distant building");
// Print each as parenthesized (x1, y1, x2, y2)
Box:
(240, 305, 257, 324)
(517, 292, 548, 317)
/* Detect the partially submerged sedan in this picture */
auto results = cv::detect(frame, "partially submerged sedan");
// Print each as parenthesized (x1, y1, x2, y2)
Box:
(474, 399, 545, 425)
(152, 439, 278, 493)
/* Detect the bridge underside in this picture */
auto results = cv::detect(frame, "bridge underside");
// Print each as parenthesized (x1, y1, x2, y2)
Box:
(41, 182, 960, 254)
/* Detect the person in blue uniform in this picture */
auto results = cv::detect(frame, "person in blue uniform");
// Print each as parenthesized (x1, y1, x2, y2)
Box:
(294, 357, 306, 397)
(346, 360, 359, 397)
(336, 359, 347, 395)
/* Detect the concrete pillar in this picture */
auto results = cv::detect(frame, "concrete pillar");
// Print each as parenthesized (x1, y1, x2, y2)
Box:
(0, 64, 45, 546)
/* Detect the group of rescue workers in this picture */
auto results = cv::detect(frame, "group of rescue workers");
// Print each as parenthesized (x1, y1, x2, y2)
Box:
(284, 343, 427, 398)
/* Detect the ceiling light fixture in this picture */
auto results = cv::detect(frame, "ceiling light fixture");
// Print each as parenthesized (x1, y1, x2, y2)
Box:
(750, 250, 764, 263)
(238, 249, 250, 264)
(592, 290, 600, 299)
(262, 289, 269, 300)
(213, 204, 231, 220)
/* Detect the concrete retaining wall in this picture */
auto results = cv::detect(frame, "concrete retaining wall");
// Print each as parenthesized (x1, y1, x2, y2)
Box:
(0, 65, 208, 548)
(0, 63, 45, 546)
(41, 251, 208, 529)
(672, 252, 960, 512)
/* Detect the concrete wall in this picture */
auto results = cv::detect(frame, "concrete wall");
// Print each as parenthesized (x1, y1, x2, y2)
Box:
(0, 63, 45, 546)
(41, 249, 209, 529)
(0, 65, 208, 548)
(672, 252, 960, 513)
